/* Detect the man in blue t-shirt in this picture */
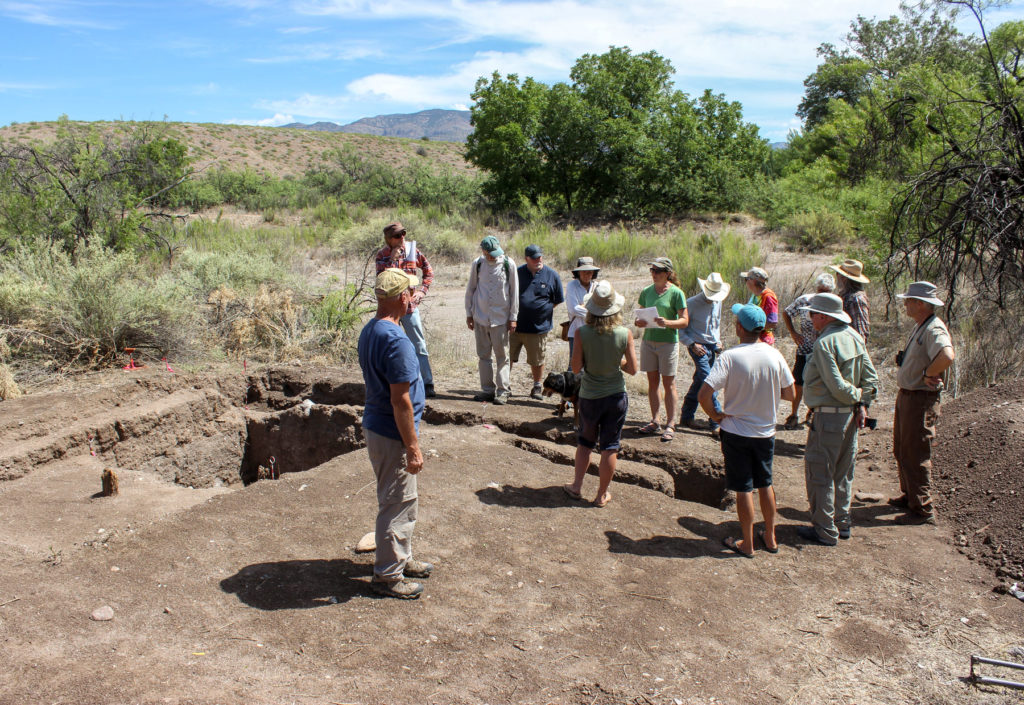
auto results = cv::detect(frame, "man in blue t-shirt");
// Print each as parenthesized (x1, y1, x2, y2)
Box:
(510, 244, 565, 399)
(357, 268, 431, 599)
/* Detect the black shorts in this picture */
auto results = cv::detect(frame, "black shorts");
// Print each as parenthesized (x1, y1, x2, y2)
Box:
(792, 353, 808, 386)
(577, 392, 629, 452)
(720, 429, 775, 493)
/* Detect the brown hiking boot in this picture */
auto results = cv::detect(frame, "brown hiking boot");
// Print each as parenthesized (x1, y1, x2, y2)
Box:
(403, 560, 434, 579)
(370, 577, 423, 599)
(887, 495, 910, 508)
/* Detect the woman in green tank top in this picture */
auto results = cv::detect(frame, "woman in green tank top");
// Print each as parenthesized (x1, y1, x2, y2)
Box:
(564, 281, 639, 508)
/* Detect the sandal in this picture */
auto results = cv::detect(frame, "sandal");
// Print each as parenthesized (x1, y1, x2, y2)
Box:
(722, 536, 754, 558)
(639, 421, 661, 435)
(757, 529, 779, 553)
(660, 425, 676, 442)
(594, 492, 611, 508)
(562, 484, 583, 501)
(783, 413, 800, 430)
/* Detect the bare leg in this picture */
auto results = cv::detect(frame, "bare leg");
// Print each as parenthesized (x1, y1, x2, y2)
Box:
(569, 444, 592, 495)
(530, 364, 543, 384)
(646, 371, 661, 424)
(662, 375, 677, 429)
(595, 450, 617, 505)
(733, 491, 756, 555)
(757, 486, 778, 549)
(792, 384, 803, 417)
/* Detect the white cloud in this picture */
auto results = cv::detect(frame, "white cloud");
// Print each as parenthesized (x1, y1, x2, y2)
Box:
(0, 1, 116, 29)
(0, 81, 50, 92)
(245, 40, 381, 63)
(224, 113, 297, 126)
(193, 82, 221, 95)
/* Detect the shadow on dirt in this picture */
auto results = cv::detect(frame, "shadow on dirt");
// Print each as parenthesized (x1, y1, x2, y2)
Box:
(606, 515, 751, 560)
(220, 558, 374, 609)
(476, 484, 595, 509)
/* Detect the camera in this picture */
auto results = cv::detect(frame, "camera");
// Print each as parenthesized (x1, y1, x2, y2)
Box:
(864, 417, 877, 430)
(895, 349, 905, 366)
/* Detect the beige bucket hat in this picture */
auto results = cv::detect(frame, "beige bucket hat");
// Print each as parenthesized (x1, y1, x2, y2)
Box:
(828, 259, 870, 284)
(584, 280, 624, 317)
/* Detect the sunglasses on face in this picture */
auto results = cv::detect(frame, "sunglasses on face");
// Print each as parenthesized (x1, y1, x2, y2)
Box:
(650, 267, 667, 273)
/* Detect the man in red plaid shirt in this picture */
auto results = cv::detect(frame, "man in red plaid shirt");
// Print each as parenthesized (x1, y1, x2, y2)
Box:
(376, 222, 436, 397)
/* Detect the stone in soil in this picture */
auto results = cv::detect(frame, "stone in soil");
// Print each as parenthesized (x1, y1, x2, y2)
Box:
(90, 605, 114, 621)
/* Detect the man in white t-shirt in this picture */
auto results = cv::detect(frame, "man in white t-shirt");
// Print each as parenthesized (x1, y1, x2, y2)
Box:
(699, 304, 795, 558)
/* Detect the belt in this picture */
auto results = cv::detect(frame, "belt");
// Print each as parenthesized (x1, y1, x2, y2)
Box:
(813, 406, 854, 414)
(899, 388, 940, 395)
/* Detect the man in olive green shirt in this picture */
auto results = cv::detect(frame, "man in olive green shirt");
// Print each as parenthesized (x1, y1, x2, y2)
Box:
(891, 281, 955, 525)
(798, 293, 879, 545)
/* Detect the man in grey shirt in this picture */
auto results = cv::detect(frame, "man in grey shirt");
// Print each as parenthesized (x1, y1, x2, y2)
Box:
(679, 273, 730, 438)
(465, 236, 519, 404)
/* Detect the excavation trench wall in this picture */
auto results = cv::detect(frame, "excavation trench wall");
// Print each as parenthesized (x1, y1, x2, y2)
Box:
(1, 366, 727, 508)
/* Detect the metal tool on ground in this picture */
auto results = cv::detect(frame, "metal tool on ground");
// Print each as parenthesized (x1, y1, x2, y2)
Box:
(970, 654, 1024, 690)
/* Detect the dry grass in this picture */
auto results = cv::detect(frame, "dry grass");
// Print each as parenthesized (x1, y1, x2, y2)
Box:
(0, 363, 21, 400)
(0, 120, 475, 179)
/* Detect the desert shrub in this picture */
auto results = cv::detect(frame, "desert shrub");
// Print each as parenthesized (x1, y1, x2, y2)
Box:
(173, 248, 287, 296)
(0, 243, 196, 363)
(782, 209, 854, 251)
(307, 283, 374, 335)
(429, 229, 474, 262)
(0, 363, 20, 399)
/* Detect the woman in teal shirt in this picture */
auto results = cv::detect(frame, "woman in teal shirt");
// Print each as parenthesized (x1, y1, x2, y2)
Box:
(634, 257, 689, 442)
(564, 280, 638, 508)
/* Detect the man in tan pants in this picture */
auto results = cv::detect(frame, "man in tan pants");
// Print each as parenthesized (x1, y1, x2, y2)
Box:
(891, 282, 955, 525)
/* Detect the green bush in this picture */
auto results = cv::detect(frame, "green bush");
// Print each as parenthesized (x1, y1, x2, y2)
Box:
(782, 210, 854, 251)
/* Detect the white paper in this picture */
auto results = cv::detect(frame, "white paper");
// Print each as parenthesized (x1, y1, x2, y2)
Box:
(634, 306, 664, 328)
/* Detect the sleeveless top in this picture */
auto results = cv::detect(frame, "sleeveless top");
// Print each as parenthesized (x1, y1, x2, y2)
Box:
(579, 325, 629, 399)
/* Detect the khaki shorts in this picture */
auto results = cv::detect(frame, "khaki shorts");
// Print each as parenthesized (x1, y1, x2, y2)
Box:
(640, 339, 678, 376)
(510, 331, 547, 367)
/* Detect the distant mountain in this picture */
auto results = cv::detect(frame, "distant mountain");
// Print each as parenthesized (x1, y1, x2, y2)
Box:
(770, 141, 789, 150)
(282, 109, 472, 143)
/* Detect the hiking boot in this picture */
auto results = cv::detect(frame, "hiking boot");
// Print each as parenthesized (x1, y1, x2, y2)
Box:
(371, 577, 423, 599)
(473, 391, 495, 402)
(493, 392, 510, 405)
(894, 512, 936, 526)
(887, 495, 909, 508)
(838, 527, 851, 540)
(424, 385, 437, 398)
(796, 525, 837, 546)
(680, 418, 701, 430)
(403, 560, 434, 579)
(529, 384, 544, 400)
(710, 427, 721, 440)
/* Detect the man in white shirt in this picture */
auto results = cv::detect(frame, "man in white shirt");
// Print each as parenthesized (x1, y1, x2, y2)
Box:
(465, 236, 519, 404)
(699, 304, 795, 557)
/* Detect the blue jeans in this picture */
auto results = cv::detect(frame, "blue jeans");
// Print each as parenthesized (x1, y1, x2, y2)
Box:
(680, 345, 721, 429)
(400, 308, 433, 387)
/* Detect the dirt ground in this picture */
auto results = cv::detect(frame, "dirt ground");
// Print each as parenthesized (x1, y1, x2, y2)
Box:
(2, 354, 1023, 705)
(3, 248, 1024, 704)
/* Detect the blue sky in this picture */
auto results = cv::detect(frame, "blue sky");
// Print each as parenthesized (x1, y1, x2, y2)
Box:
(1, 0, 1021, 142)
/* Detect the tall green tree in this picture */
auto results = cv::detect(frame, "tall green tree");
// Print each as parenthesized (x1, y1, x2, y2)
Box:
(467, 47, 767, 217)
(0, 117, 191, 254)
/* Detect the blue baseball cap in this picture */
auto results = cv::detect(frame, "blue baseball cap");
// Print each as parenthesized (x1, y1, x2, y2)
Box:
(524, 243, 543, 258)
(731, 303, 767, 332)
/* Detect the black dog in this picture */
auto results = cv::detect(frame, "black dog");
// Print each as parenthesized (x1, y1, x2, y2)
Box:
(542, 371, 581, 425)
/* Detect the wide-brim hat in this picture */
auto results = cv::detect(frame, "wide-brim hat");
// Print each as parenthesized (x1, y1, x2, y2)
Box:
(572, 256, 600, 273)
(698, 272, 731, 302)
(584, 279, 624, 316)
(798, 292, 852, 324)
(740, 266, 768, 283)
(383, 221, 406, 239)
(648, 257, 674, 272)
(828, 259, 870, 284)
(896, 281, 944, 307)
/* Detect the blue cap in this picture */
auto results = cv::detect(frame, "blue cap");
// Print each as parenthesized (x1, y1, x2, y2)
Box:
(480, 235, 503, 257)
(524, 244, 543, 258)
(731, 303, 767, 332)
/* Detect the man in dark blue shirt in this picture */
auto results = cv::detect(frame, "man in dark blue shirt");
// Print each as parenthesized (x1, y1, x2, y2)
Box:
(358, 268, 432, 599)
(510, 244, 565, 399)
